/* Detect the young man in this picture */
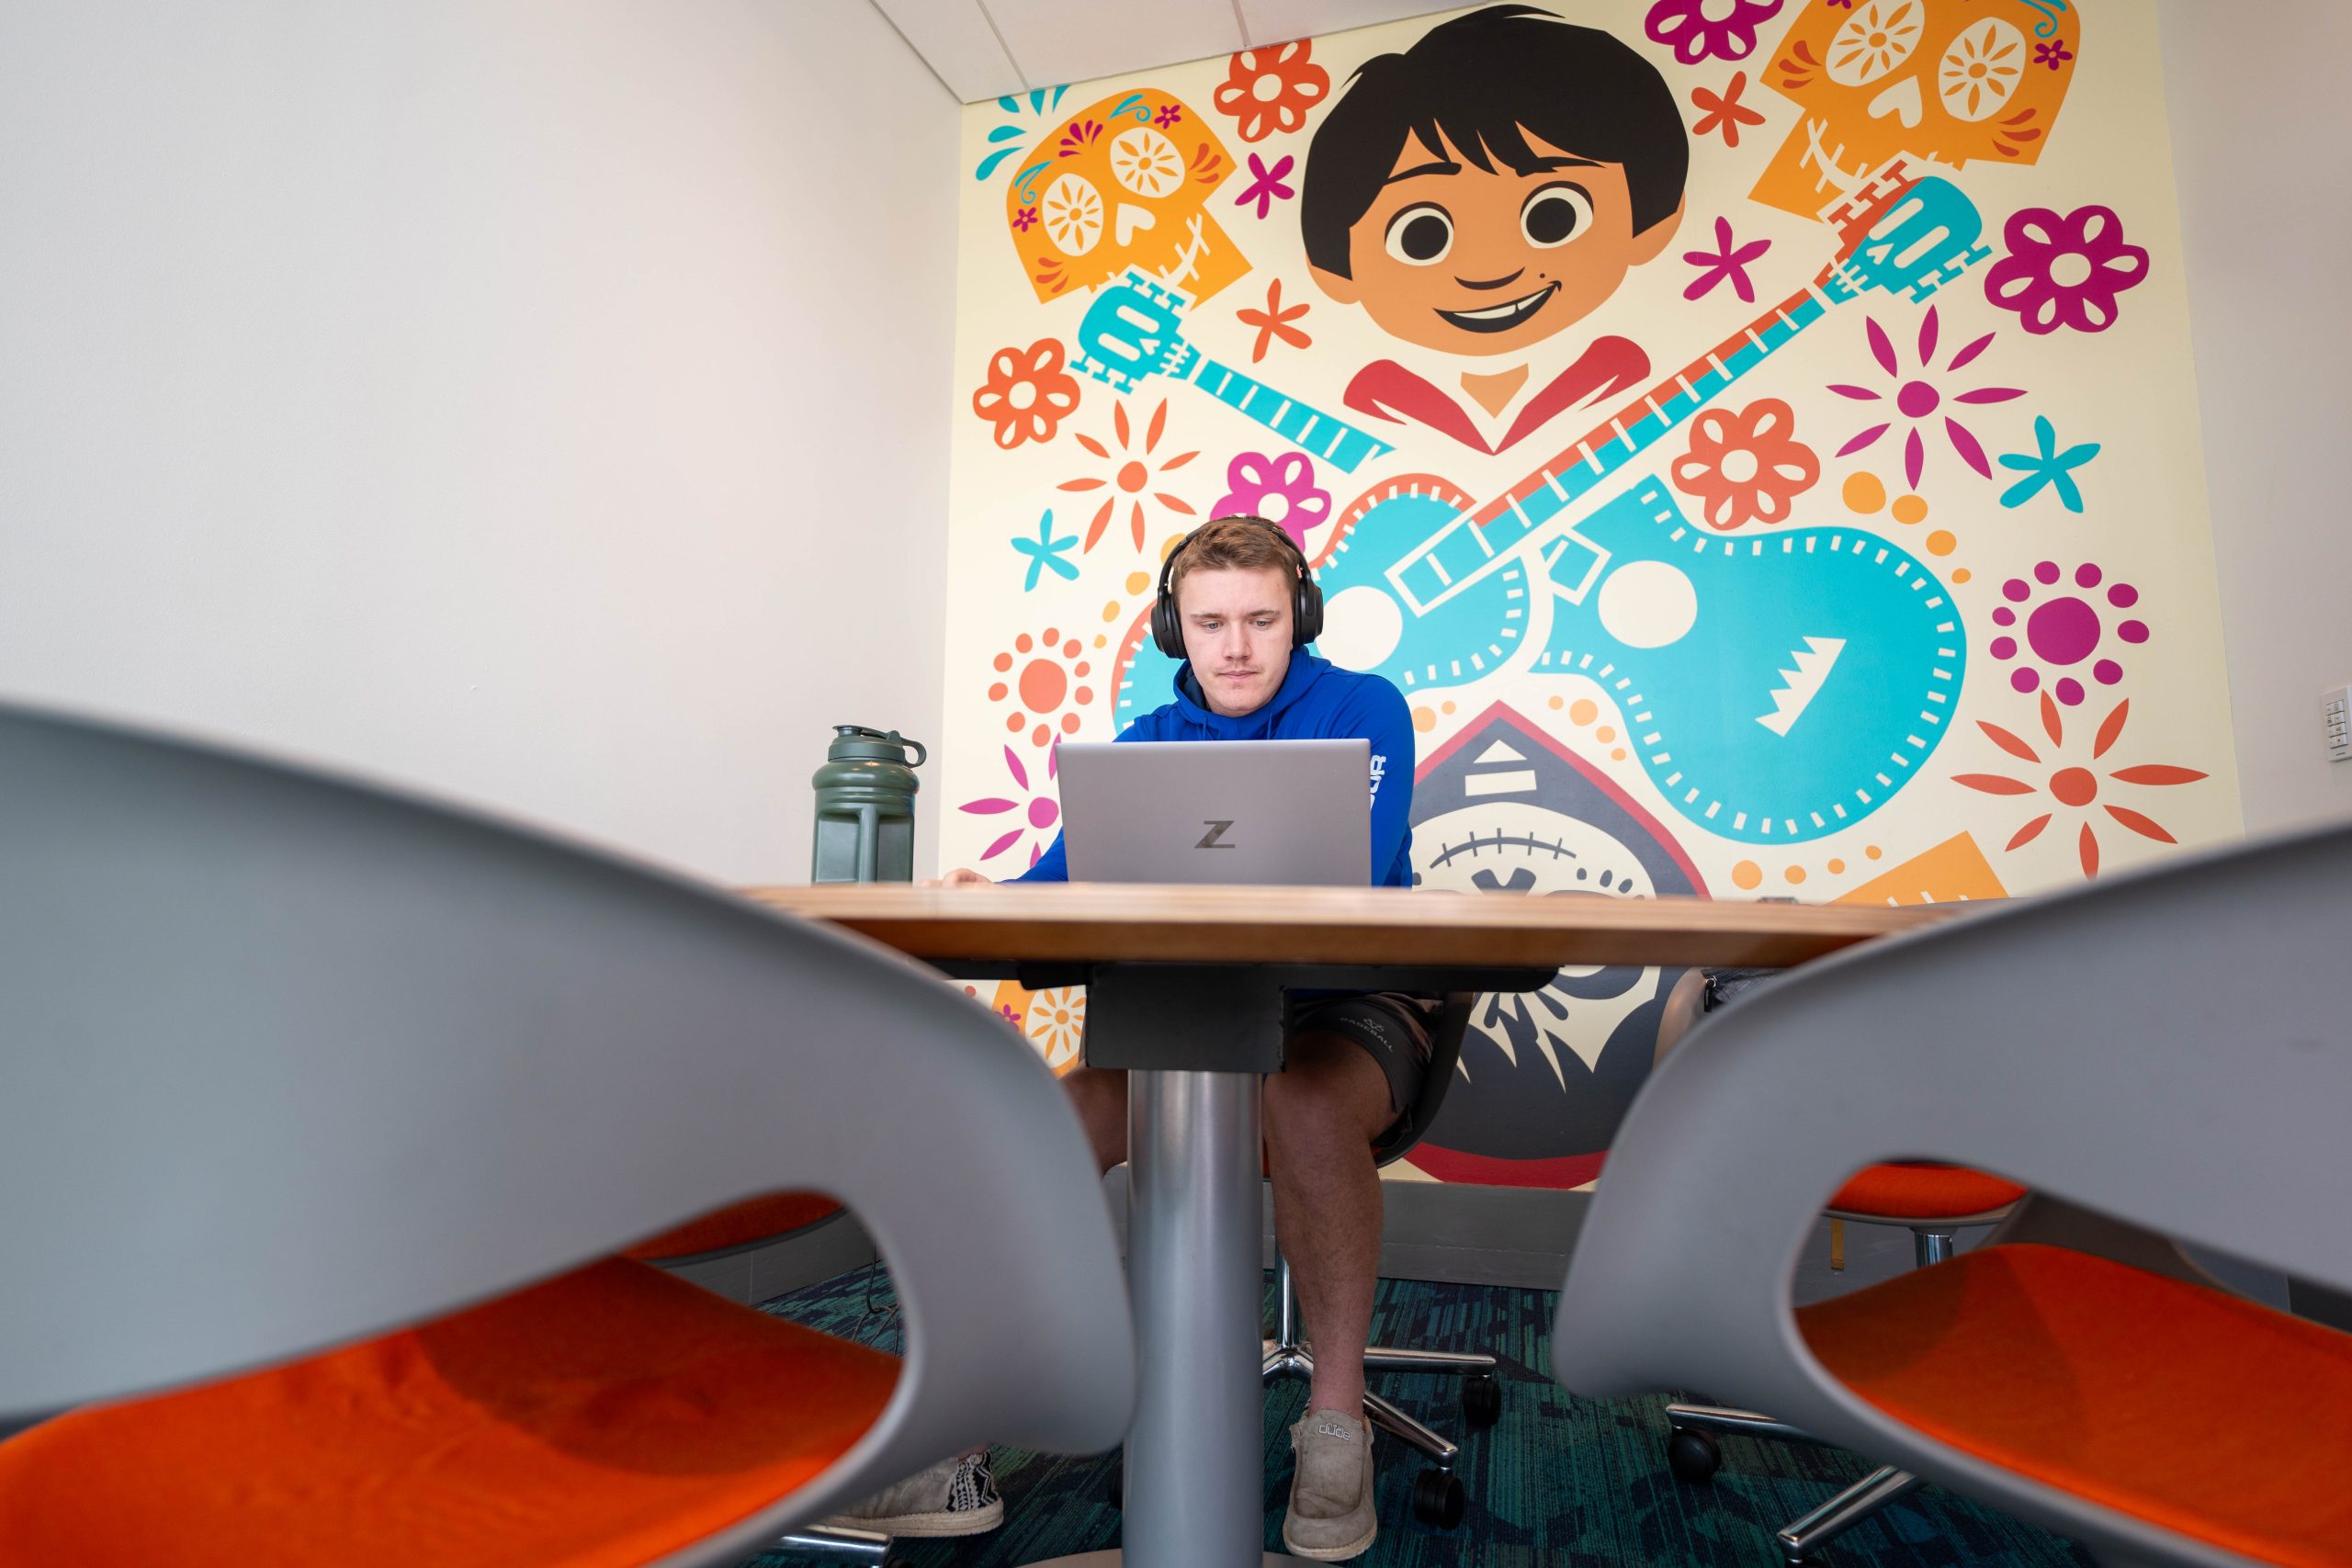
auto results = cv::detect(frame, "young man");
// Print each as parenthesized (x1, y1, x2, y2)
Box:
(1301, 5, 1688, 453)
(842, 516, 1422, 1561)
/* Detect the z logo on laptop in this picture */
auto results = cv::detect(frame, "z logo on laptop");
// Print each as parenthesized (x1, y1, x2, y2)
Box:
(1196, 820, 1237, 850)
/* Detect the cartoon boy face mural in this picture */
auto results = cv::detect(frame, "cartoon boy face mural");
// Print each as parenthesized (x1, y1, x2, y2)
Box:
(1301, 6, 1690, 453)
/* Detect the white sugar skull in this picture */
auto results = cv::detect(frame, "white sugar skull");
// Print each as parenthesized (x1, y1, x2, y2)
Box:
(1750, 0, 2080, 219)
(1006, 90, 1249, 304)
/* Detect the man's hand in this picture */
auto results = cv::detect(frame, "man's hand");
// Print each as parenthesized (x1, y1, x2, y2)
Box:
(925, 867, 993, 887)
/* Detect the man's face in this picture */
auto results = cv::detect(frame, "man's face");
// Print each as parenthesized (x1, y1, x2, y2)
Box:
(1178, 564, 1295, 718)
(1310, 129, 1682, 358)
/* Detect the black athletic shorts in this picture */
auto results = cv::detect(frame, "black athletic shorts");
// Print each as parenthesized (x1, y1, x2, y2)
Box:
(1288, 991, 1436, 1126)
(1699, 967, 1781, 1013)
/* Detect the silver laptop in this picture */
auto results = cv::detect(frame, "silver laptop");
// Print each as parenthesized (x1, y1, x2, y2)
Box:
(1057, 739, 1370, 886)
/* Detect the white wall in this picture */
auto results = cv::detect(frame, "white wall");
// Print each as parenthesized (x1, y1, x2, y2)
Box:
(2161, 0, 2352, 834)
(0, 1, 956, 883)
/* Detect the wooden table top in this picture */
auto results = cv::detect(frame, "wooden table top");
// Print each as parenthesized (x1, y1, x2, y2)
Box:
(739, 882, 1979, 969)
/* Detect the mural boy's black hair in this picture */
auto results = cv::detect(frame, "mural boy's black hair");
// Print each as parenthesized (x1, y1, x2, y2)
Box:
(1299, 5, 1690, 279)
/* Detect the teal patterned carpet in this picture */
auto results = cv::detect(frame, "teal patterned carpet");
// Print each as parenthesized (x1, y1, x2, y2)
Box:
(750, 1267, 2090, 1568)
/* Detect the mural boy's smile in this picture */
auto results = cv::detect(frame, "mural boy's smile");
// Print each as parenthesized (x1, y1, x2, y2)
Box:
(1437, 280, 1559, 333)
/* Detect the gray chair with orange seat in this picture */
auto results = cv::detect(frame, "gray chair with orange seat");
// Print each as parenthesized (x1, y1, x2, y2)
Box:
(619, 1196, 901, 1566)
(0, 702, 1133, 1568)
(1556, 823, 2352, 1568)
(1645, 972, 2029, 1559)
(1261, 992, 1501, 1530)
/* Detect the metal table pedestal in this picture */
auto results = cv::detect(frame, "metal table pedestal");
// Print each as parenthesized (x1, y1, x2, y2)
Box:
(1028, 1068, 1295, 1566)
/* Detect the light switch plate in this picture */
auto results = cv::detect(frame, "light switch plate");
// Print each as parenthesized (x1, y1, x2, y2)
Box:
(2326, 686, 2351, 762)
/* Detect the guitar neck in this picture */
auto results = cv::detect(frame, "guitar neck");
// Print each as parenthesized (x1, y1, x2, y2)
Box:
(1183, 354, 1395, 474)
(1474, 287, 1827, 536)
(1381, 286, 1828, 615)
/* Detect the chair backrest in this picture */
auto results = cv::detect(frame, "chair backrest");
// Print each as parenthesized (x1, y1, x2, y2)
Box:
(0, 704, 1133, 1524)
(1554, 821, 2352, 1562)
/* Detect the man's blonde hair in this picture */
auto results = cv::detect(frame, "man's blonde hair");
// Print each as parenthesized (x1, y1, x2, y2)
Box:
(1167, 514, 1300, 601)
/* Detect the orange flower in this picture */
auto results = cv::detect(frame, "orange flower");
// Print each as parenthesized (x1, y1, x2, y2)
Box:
(1235, 277, 1311, 364)
(1213, 41, 1329, 142)
(1690, 72, 1767, 148)
(1057, 399, 1199, 552)
(971, 339, 1081, 449)
(1670, 398, 1820, 530)
(1953, 694, 2208, 878)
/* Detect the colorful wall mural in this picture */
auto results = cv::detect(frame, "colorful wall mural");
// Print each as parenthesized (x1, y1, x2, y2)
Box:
(939, 1, 2241, 1186)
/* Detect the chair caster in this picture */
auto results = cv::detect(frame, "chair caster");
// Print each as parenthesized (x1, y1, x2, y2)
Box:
(1410, 1467, 1465, 1528)
(1666, 1426, 1722, 1483)
(1463, 1372, 1503, 1427)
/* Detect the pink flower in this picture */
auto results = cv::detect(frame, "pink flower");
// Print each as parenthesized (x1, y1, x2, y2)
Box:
(1828, 307, 2025, 488)
(1213, 451, 1329, 548)
(1682, 216, 1770, 303)
(1984, 205, 2150, 336)
(1645, 0, 1785, 64)
(1234, 152, 1296, 220)
(959, 744, 1062, 867)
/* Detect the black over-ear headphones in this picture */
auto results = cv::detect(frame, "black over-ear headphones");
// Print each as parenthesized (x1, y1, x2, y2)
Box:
(1150, 515, 1325, 658)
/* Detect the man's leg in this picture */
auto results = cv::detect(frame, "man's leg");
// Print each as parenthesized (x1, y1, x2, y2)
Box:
(1261, 1033, 1395, 1415)
(1060, 1063, 1129, 1175)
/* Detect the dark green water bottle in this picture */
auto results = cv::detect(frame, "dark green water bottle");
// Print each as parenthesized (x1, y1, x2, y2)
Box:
(810, 726, 926, 883)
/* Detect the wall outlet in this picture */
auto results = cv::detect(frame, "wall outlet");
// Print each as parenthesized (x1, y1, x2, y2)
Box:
(2328, 687, 2351, 762)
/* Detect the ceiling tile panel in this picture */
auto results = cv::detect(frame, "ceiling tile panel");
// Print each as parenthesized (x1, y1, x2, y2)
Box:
(985, 0, 1245, 90)
(1238, 0, 1463, 49)
(866, 0, 1026, 102)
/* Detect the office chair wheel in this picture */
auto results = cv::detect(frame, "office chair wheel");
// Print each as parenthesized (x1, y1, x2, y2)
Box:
(1410, 1467, 1465, 1528)
(1463, 1372, 1503, 1427)
(1666, 1426, 1722, 1483)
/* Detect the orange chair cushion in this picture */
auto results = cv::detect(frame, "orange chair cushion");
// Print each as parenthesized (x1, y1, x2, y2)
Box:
(1827, 1162, 2028, 1220)
(1800, 1242, 2352, 1568)
(0, 1256, 899, 1568)
(622, 1191, 845, 1260)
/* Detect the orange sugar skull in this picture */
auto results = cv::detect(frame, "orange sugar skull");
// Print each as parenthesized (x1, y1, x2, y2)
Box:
(1007, 90, 1250, 305)
(1749, 0, 2080, 219)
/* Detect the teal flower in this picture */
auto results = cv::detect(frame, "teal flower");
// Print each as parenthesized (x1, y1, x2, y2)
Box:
(1012, 511, 1080, 591)
(1998, 416, 2100, 513)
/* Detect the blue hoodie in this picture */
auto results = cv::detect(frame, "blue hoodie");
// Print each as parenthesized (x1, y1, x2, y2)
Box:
(1013, 653, 1416, 886)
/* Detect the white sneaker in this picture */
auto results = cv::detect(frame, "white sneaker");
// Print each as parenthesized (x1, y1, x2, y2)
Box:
(1283, 1407, 1377, 1561)
(820, 1450, 1003, 1537)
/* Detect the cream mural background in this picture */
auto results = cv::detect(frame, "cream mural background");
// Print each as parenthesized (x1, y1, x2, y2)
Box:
(936, 1, 2239, 1186)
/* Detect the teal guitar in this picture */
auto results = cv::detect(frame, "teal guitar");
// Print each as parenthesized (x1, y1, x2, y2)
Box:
(1115, 166, 1991, 845)
(1070, 271, 1395, 473)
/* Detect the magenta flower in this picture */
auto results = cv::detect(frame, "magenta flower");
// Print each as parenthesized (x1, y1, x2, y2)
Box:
(1645, 0, 1785, 63)
(1990, 561, 2148, 705)
(1984, 205, 2150, 336)
(1213, 451, 1330, 548)
(1682, 216, 1770, 303)
(1828, 307, 2024, 488)
(1234, 152, 1296, 220)
(2033, 39, 2073, 69)
(959, 744, 1061, 866)
(1010, 207, 1038, 233)
(1154, 104, 1182, 129)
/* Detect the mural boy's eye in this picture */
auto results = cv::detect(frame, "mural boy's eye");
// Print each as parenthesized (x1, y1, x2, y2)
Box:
(1521, 183, 1593, 248)
(1384, 204, 1454, 265)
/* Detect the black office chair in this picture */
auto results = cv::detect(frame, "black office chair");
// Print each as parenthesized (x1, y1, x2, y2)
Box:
(1262, 992, 1499, 1529)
